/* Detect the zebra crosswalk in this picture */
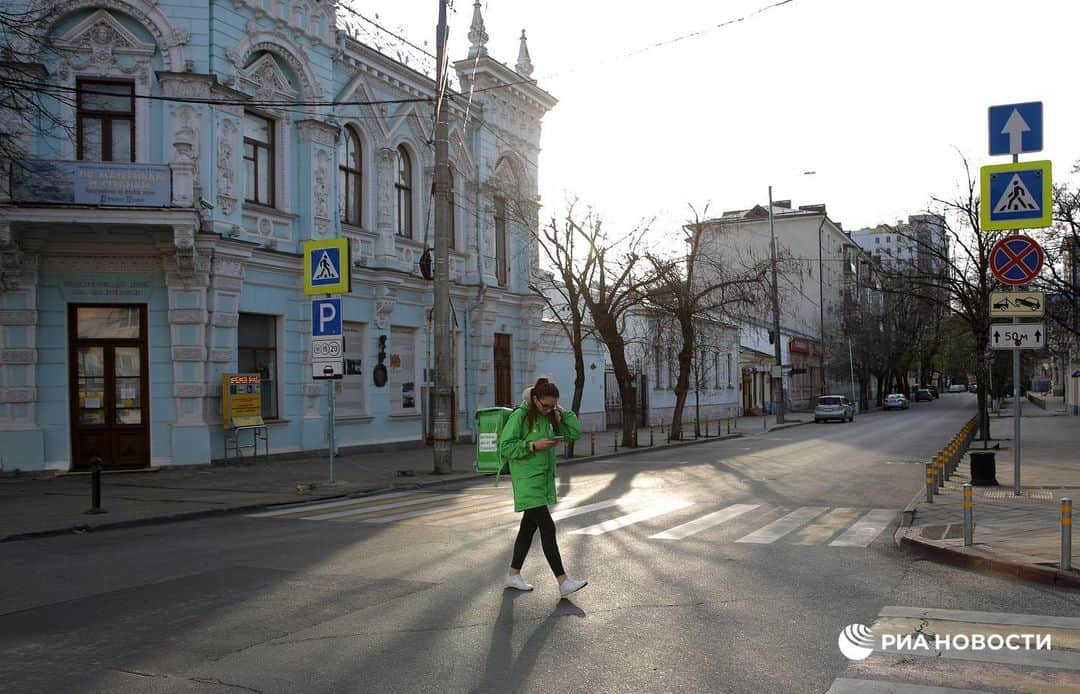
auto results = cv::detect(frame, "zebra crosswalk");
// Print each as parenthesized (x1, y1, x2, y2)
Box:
(826, 605, 1080, 692)
(246, 490, 897, 548)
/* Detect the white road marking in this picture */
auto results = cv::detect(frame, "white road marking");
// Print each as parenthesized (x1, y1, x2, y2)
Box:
(649, 504, 759, 540)
(826, 678, 986, 694)
(359, 497, 504, 524)
(302, 494, 466, 521)
(878, 606, 1080, 631)
(735, 506, 829, 544)
(498, 500, 624, 530)
(246, 491, 420, 518)
(570, 499, 695, 536)
(828, 509, 896, 547)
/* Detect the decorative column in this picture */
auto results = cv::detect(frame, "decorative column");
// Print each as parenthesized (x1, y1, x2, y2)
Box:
(296, 119, 338, 240)
(0, 222, 43, 467)
(375, 147, 398, 265)
(205, 247, 248, 452)
(162, 233, 212, 464)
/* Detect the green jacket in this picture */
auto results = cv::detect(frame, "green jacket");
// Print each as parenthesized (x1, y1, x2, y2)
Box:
(498, 403, 581, 512)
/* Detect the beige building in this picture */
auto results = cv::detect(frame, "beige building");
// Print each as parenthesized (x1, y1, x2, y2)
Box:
(699, 201, 856, 411)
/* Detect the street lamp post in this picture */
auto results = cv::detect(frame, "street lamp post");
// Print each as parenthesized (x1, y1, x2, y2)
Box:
(767, 185, 785, 424)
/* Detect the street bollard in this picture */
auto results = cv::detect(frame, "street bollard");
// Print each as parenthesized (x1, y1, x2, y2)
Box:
(614, 431, 619, 451)
(86, 455, 107, 515)
(1062, 497, 1073, 571)
(590, 431, 595, 457)
(925, 463, 935, 503)
(650, 426, 654, 446)
(937, 457, 945, 489)
(963, 483, 974, 546)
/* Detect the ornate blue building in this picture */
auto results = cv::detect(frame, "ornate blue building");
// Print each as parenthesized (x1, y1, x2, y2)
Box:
(0, 0, 604, 471)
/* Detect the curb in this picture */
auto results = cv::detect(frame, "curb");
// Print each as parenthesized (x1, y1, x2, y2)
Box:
(0, 431, 750, 543)
(897, 529, 1080, 589)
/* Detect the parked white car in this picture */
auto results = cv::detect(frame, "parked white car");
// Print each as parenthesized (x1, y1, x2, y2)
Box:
(814, 395, 855, 423)
(948, 384, 967, 393)
(883, 393, 908, 410)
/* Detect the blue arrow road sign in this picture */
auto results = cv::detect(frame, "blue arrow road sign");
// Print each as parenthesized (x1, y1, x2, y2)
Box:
(311, 298, 342, 337)
(988, 102, 1042, 155)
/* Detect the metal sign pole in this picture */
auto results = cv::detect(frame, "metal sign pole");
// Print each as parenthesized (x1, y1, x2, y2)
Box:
(1011, 151, 1022, 497)
(329, 377, 336, 484)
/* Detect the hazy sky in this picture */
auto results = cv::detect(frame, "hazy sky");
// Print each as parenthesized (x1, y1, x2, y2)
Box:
(352, 0, 1080, 235)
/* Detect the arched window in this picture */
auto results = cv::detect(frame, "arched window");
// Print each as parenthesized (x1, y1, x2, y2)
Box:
(338, 126, 362, 226)
(395, 146, 412, 238)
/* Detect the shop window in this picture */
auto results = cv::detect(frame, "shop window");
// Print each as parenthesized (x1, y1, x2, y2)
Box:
(395, 146, 413, 238)
(244, 111, 275, 206)
(77, 80, 134, 162)
(237, 313, 278, 419)
(389, 327, 416, 412)
(339, 126, 362, 226)
(338, 321, 367, 416)
(495, 196, 508, 285)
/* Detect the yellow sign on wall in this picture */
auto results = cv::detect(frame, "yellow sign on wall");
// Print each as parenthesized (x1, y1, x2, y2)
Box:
(221, 373, 263, 428)
(303, 238, 351, 295)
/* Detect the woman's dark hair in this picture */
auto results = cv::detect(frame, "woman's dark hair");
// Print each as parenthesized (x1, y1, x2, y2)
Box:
(525, 377, 561, 435)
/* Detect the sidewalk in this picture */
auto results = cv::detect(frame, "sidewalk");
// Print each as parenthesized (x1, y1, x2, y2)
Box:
(0, 413, 811, 543)
(897, 399, 1080, 587)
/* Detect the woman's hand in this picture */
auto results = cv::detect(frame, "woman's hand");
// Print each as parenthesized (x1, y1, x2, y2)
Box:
(532, 438, 559, 451)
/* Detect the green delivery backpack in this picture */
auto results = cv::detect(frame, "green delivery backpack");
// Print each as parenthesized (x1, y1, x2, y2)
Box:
(474, 406, 515, 486)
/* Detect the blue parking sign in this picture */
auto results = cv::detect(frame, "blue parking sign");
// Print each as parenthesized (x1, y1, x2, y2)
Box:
(311, 298, 342, 337)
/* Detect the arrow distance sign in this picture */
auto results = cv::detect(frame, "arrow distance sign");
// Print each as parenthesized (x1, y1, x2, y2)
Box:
(989, 323, 1045, 350)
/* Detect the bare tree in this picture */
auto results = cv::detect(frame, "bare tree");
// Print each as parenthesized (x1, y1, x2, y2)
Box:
(0, 2, 70, 172)
(527, 201, 596, 456)
(877, 156, 998, 441)
(568, 209, 650, 448)
(641, 206, 768, 439)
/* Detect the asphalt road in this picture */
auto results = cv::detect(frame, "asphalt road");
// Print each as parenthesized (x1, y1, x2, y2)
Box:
(3, 394, 1079, 693)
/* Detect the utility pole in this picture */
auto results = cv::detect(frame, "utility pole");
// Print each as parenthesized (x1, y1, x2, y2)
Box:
(768, 185, 786, 424)
(432, 0, 453, 473)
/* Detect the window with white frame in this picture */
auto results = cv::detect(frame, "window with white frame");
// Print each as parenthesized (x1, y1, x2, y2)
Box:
(244, 111, 275, 206)
(388, 327, 417, 412)
(338, 321, 367, 416)
(339, 126, 362, 226)
(395, 146, 413, 238)
(495, 196, 508, 286)
(237, 313, 279, 419)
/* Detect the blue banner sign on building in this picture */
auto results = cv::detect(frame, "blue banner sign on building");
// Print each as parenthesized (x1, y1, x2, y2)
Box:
(10, 159, 172, 206)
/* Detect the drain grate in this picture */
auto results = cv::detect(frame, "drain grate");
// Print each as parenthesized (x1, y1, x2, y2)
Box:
(980, 489, 1056, 501)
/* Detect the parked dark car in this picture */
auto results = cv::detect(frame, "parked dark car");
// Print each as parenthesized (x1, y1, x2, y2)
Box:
(914, 388, 934, 402)
(924, 385, 939, 399)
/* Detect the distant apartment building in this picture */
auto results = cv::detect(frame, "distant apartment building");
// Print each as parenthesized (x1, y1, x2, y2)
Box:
(698, 200, 856, 412)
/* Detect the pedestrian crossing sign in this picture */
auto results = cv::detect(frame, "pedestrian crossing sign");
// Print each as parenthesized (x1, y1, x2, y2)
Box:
(980, 160, 1052, 231)
(303, 238, 351, 295)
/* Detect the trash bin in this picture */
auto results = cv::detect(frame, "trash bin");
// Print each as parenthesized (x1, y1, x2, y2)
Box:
(475, 407, 514, 476)
(969, 450, 999, 486)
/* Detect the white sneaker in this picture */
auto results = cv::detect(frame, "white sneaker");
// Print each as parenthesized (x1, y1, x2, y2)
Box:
(505, 574, 534, 591)
(559, 577, 588, 597)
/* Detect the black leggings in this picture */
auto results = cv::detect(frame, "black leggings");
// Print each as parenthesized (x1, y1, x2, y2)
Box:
(511, 506, 565, 577)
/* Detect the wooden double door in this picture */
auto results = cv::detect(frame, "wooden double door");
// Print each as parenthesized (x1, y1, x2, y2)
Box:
(68, 304, 150, 470)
